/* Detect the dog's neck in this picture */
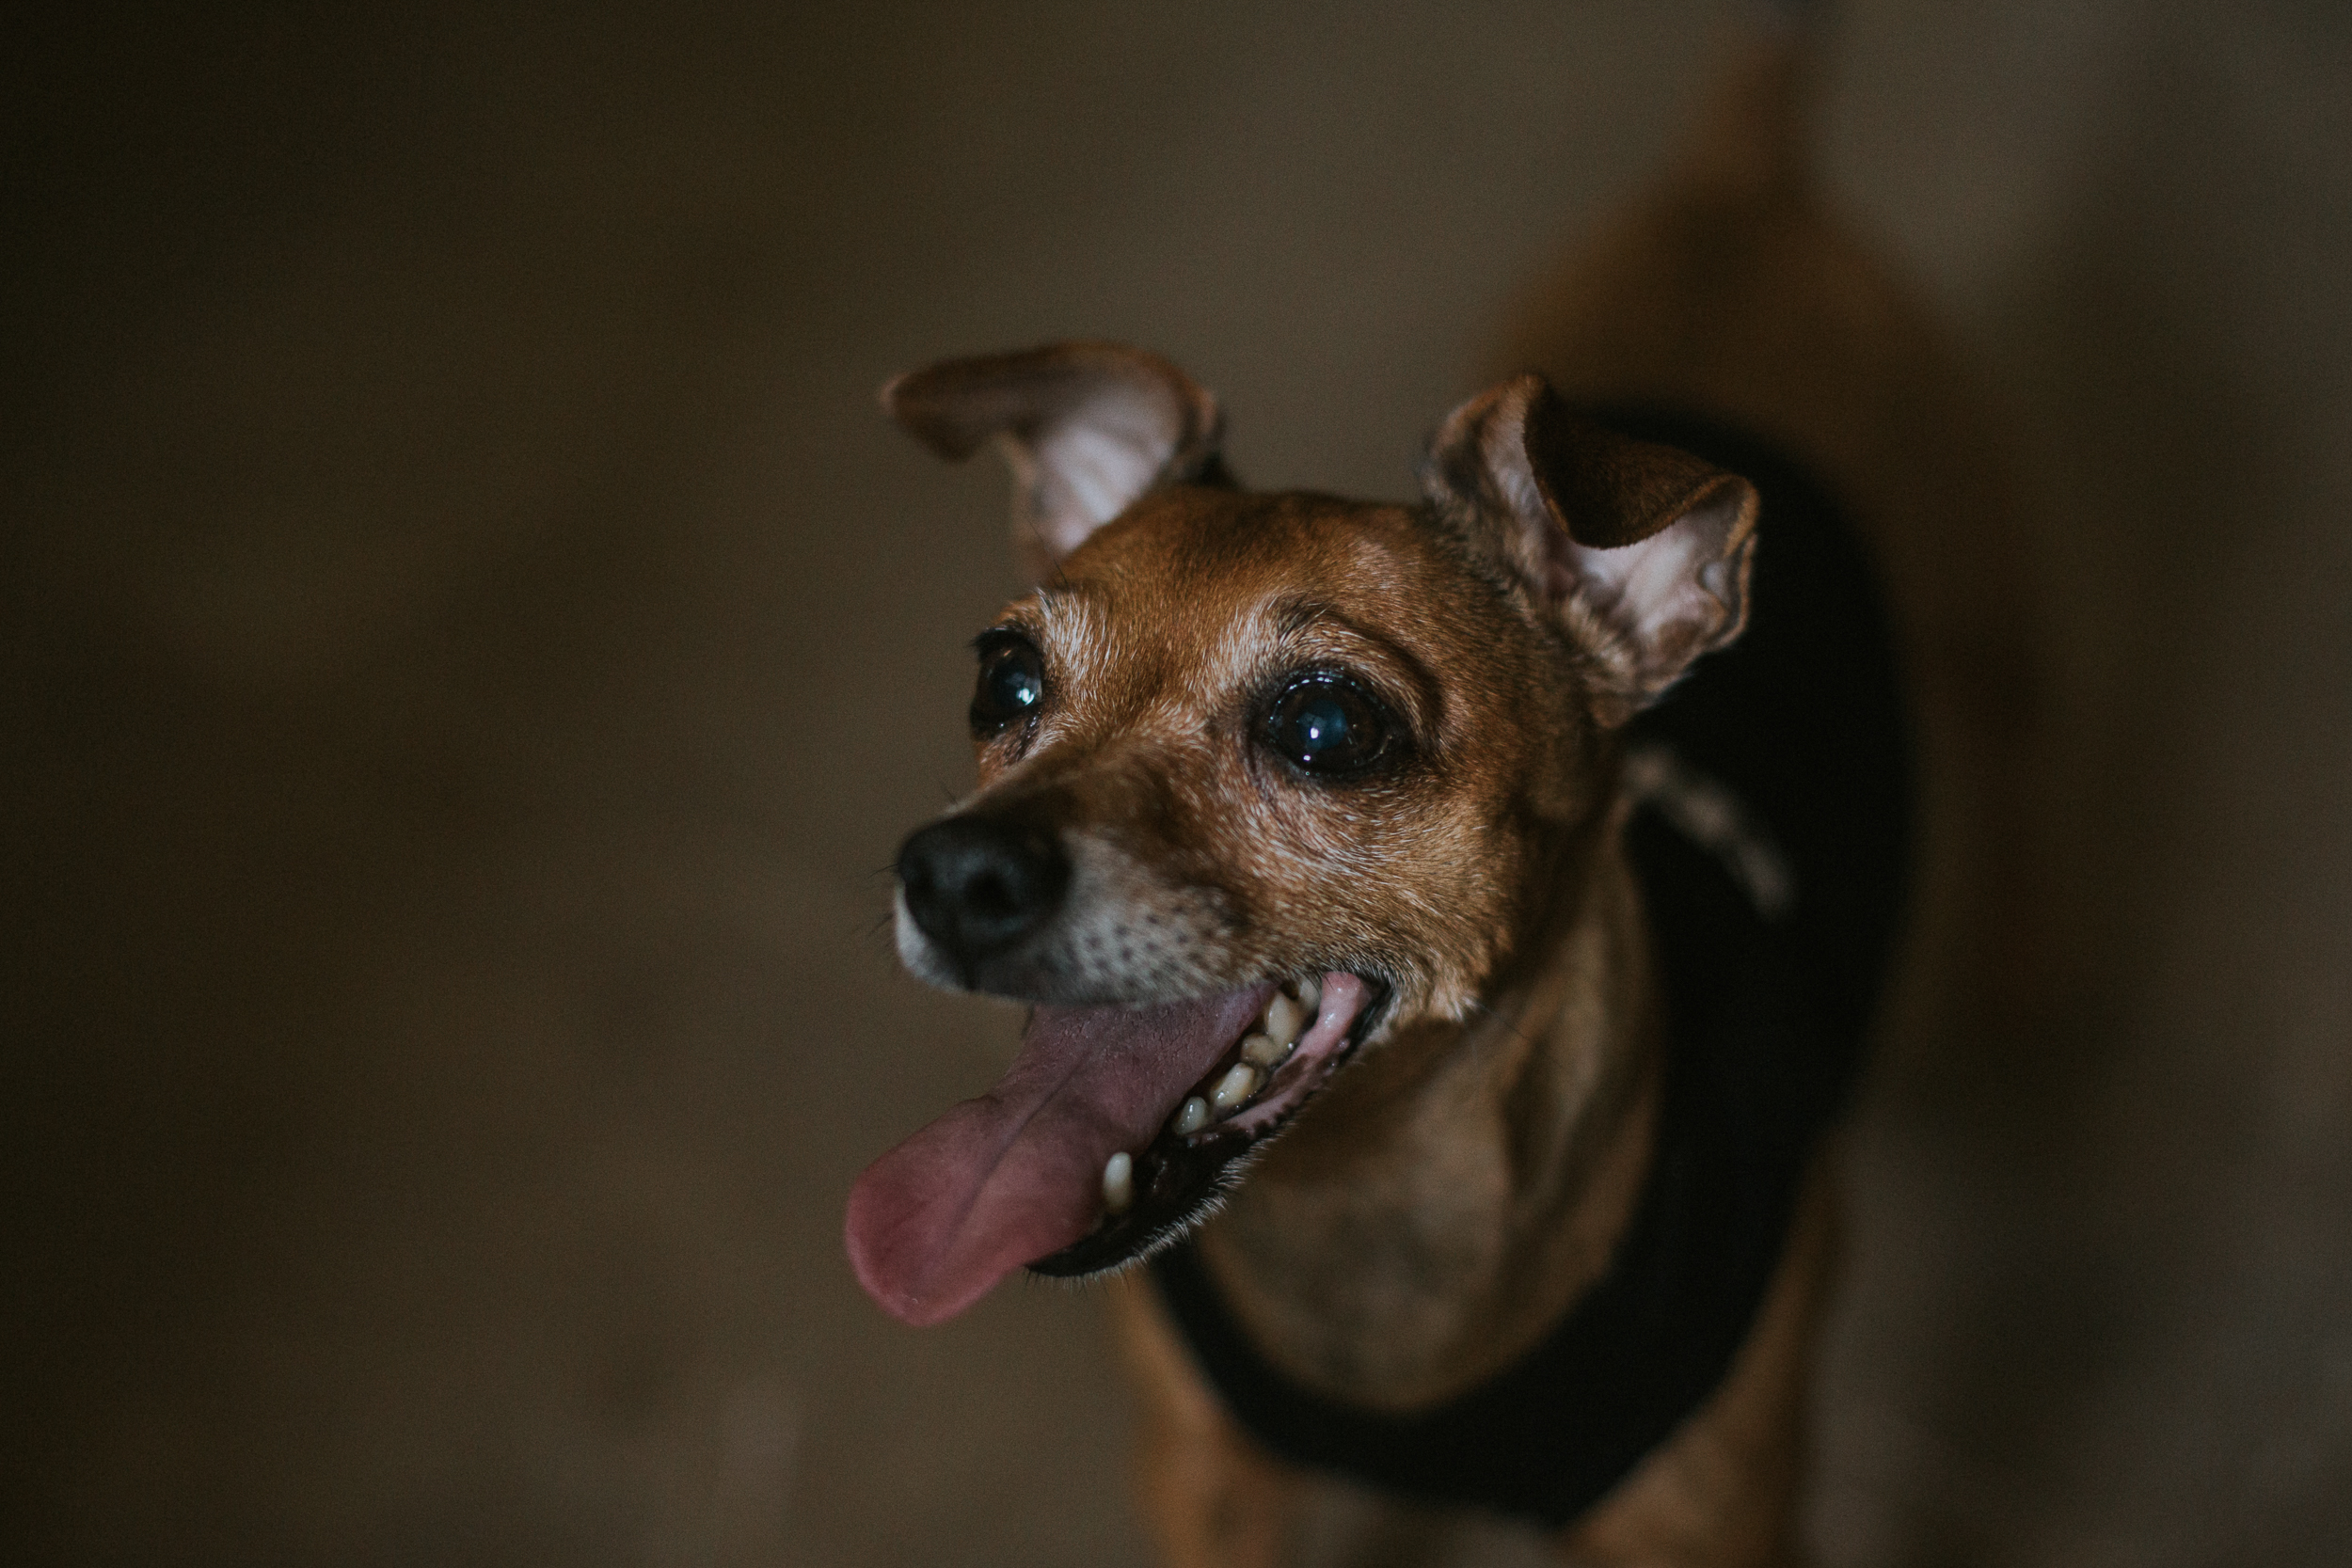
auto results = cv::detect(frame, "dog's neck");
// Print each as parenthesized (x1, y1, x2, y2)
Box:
(1197, 803, 1662, 1410)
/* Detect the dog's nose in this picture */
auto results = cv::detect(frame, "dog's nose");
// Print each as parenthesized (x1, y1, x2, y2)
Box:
(897, 808, 1071, 965)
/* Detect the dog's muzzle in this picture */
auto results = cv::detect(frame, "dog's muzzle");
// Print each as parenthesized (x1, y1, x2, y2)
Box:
(896, 805, 1071, 974)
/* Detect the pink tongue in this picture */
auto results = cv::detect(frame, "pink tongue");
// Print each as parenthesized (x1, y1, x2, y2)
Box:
(844, 986, 1274, 1326)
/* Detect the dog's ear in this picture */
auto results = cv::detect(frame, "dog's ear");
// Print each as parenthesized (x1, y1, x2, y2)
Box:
(1422, 373, 1758, 725)
(882, 341, 1225, 580)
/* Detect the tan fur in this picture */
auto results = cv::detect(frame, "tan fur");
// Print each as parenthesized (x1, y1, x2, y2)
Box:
(888, 24, 2026, 1566)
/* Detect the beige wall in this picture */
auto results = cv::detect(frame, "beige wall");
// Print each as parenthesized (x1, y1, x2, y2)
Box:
(7, 2, 2349, 1562)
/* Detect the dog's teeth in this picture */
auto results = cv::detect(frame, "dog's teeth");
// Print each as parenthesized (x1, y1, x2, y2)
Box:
(1239, 1031, 1288, 1069)
(1294, 975, 1322, 1015)
(1102, 1151, 1134, 1215)
(1210, 1063, 1261, 1114)
(1172, 1097, 1212, 1136)
(1262, 992, 1308, 1047)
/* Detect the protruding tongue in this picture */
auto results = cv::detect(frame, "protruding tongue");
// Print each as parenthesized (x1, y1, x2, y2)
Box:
(844, 985, 1273, 1325)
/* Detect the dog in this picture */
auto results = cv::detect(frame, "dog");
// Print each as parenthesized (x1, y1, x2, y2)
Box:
(845, 14, 2026, 1563)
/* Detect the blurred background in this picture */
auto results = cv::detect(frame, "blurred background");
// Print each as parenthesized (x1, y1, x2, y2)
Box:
(6, 1, 2349, 1562)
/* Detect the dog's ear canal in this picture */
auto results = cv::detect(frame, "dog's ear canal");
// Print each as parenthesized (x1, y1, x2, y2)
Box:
(882, 341, 1226, 581)
(1422, 373, 1759, 726)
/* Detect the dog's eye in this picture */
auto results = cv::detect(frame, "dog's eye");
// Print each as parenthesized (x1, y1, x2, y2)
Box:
(970, 635, 1045, 734)
(1263, 674, 1392, 776)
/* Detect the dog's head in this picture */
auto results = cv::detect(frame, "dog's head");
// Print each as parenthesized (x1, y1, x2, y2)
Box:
(846, 342, 1756, 1324)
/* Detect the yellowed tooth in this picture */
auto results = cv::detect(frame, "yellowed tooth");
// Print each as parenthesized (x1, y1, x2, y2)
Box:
(1263, 992, 1307, 1047)
(1210, 1062, 1261, 1114)
(1239, 1032, 1287, 1069)
(1295, 975, 1322, 1015)
(1102, 1151, 1134, 1215)
(1172, 1097, 1211, 1136)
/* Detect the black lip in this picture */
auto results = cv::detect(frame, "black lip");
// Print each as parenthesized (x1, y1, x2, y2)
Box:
(1025, 978, 1391, 1280)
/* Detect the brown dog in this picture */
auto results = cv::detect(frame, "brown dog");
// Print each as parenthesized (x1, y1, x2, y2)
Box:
(847, 19, 2019, 1565)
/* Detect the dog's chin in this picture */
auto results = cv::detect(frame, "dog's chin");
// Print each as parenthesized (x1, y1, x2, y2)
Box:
(1025, 973, 1391, 1281)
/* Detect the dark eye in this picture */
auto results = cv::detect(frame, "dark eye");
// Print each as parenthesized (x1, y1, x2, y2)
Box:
(970, 634, 1045, 734)
(1263, 674, 1394, 776)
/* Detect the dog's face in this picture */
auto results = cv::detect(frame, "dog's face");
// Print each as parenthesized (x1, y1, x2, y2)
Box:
(898, 483, 1597, 1021)
(847, 342, 1756, 1325)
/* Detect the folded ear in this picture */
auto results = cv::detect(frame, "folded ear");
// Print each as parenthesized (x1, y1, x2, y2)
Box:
(1422, 373, 1758, 725)
(882, 341, 1225, 580)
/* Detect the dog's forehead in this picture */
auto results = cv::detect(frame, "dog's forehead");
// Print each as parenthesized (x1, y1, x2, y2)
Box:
(1001, 488, 1499, 721)
(1057, 486, 1462, 630)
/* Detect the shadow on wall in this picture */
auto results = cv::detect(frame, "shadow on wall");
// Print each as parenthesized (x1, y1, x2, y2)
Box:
(1815, 17, 2352, 1565)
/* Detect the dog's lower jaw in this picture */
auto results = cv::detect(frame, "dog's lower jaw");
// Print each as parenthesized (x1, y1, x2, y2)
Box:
(1181, 838, 1663, 1410)
(1028, 972, 1391, 1280)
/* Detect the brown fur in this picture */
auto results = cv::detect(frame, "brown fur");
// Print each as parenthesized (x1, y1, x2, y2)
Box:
(883, 24, 2028, 1567)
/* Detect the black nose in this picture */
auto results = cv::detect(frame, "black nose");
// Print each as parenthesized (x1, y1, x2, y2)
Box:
(897, 807, 1071, 968)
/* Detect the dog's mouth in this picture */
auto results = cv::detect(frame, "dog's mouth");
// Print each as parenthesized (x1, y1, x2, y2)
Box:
(844, 973, 1385, 1325)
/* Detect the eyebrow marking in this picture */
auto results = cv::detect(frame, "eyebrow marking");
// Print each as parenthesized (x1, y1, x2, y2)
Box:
(1273, 597, 1331, 640)
(1263, 597, 1443, 724)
